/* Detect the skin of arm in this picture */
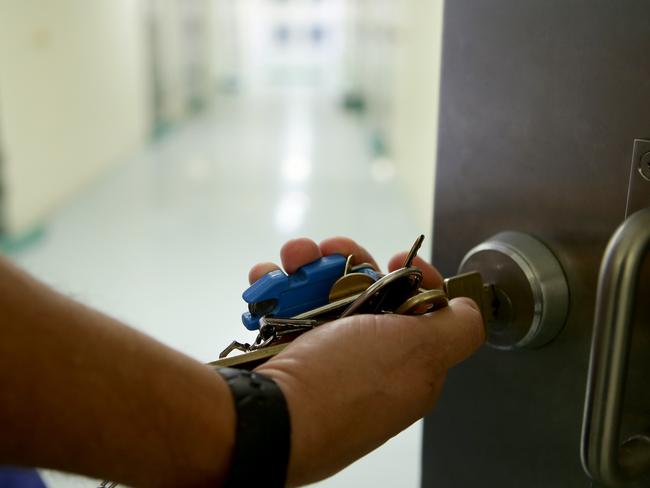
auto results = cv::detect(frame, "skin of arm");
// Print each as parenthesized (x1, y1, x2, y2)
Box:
(0, 255, 235, 487)
(0, 237, 484, 487)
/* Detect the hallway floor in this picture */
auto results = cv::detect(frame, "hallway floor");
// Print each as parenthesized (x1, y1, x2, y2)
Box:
(11, 85, 424, 488)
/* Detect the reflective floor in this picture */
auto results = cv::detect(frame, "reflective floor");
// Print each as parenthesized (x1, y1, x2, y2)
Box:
(12, 85, 424, 488)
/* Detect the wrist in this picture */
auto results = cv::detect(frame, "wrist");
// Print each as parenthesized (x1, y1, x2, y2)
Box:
(216, 367, 291, 487)
(255, 359, 344, 487)
(253, 365, 312, 487)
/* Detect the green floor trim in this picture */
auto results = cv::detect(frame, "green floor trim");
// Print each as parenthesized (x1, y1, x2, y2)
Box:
(370, 129, 388, 157)
(189, 96, 207, 114)
(152, 120, 177, 141)
(0, 225, 46, 254)
(341, 91, 366, 113)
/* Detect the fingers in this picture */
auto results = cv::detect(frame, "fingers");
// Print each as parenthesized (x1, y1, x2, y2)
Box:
(248, 238, 322, 284)
(250, 237, 441, 290)
(319, 237, 379, 270)
(388, 253, 444, 289)
(419, 297, 485, 369)
(248, 262, 281, 284)
(280, 238, 322, 275)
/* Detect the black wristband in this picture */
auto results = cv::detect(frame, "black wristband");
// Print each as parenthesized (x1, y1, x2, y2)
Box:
(216, 367, 291, 488)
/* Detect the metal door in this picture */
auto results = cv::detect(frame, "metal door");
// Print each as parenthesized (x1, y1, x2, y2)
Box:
(422, 1, 650, 486)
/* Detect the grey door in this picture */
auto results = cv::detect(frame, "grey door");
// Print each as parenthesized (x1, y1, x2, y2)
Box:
(422, 1, 650, 486)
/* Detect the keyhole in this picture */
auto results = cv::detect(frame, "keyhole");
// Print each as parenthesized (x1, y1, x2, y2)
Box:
(488, 286, 514, 330)
(491, 294, 501, 320)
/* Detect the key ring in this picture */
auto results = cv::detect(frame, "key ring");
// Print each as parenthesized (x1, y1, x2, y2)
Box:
(340, 266, 423, 318)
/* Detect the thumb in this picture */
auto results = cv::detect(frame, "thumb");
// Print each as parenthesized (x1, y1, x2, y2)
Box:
(417, 297, 485, 369)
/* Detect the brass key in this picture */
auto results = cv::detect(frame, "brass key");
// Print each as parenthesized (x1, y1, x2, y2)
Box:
(443, 271, 496, 328)
(210, 342, 289, 369)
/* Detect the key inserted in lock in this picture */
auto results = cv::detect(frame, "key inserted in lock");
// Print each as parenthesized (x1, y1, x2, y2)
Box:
(453, 231, 569, 350)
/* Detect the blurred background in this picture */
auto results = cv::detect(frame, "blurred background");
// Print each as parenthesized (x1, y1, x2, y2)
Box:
(0, 0, 444, 486)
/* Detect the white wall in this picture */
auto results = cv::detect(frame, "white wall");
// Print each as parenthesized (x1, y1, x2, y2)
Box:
(348, 0, 400, 143)
(149, 0, 188, 123)
(344, 0, 444, 234)
(212, 0, 240, 89)
(0, 0, 151, 236)
(391, 0, 444, 233)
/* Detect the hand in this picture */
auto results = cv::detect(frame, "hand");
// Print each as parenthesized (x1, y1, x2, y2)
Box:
(249, 237, 485, 487)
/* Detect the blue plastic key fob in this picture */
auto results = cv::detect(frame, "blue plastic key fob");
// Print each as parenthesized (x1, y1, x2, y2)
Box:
(242, 254, 348, 330)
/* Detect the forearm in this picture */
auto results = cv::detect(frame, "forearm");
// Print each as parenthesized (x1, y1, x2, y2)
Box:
(0, 256, 234, 487)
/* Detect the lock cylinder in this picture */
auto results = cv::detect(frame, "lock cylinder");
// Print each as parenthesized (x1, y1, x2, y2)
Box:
(458, 231, 570, 350)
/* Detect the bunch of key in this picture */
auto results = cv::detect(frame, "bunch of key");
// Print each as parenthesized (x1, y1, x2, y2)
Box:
(99, 235, 493, 488)
(209, 235, 492, 370)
